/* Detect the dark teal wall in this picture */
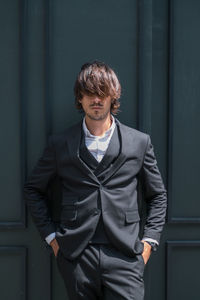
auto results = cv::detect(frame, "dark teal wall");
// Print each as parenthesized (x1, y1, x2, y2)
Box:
(0, 0, 199, 299)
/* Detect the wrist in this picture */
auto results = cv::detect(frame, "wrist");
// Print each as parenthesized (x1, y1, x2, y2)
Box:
(142, 240, 152, 251)
(143, 240, 158, 252)
(50, 238, 57, 247)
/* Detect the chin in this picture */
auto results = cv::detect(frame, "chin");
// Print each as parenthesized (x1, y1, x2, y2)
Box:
(87, 114, 104, 121)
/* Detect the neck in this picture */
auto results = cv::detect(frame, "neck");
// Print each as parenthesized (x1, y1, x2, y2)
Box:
(85, 114, 112, 136)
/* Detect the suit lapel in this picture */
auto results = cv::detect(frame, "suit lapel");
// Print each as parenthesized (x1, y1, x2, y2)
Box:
(79, 129, 99, 170)
(100, 118, 128, 184)
(94, 124, 119, 176)
(67, 120, 100, 185)
(67, 118, 130, 185)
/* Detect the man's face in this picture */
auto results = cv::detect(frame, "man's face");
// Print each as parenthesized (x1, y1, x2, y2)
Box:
(79, 94, 112, 121)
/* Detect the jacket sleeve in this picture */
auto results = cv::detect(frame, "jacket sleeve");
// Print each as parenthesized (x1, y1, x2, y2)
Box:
(140, 134, 167, 244)
(24, 135, 57, 241)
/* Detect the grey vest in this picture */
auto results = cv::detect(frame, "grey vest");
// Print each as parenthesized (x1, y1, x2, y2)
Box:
(79, 124, 121, 244)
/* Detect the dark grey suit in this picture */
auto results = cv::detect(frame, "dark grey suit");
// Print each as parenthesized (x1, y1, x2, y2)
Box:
(24, 118, 167, 299)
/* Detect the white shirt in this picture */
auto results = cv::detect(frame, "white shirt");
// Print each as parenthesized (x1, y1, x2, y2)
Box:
(82, 115, 116, 162)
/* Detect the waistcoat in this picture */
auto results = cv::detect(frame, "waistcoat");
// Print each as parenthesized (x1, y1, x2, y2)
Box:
(79, 123, 121, 244)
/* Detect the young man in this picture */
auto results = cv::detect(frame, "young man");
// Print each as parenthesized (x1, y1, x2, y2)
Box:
(24, 61, 167, 300)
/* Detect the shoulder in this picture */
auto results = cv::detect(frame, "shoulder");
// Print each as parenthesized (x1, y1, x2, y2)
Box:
(49, 120, 82, 145)
(115, 118, 150, 143)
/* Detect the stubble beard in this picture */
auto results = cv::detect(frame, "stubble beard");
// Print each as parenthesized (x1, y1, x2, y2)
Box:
(86, 108, 110, 121)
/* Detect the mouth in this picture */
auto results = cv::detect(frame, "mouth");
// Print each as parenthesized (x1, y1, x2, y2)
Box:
(91, 106, 102, 109)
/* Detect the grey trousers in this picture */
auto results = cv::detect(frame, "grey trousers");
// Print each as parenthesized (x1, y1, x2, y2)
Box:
(56, 243, 145, 300)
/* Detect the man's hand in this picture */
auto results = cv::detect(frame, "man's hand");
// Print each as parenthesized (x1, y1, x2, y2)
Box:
(141, 240, 152, 265)
(50, 238, 60, 257)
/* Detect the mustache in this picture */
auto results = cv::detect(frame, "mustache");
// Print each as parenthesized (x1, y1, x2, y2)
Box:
(90, 103, 103, 107)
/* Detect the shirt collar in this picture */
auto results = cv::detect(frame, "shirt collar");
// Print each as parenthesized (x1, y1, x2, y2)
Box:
(82, 115, 116, 139)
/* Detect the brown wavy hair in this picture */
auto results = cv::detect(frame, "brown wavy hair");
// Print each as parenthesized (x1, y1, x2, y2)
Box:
(74, 61, 121, 115)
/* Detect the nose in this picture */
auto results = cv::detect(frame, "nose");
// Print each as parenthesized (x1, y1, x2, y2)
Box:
(91, 96, 103, 105)
(93, 97, 101, 103)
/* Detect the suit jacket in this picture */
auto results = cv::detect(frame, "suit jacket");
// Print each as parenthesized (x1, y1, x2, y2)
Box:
(24, 118, 167, 260)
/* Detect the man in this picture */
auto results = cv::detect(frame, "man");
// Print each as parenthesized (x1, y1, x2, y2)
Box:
(24, 61, 167, 300)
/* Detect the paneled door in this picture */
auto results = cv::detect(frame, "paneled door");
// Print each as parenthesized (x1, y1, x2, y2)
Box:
(0, 0, 199, 299)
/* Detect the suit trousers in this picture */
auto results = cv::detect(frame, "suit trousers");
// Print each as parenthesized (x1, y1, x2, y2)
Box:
(56, 243, 145, 300)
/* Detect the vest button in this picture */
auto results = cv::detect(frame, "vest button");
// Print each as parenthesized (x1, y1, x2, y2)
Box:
(93, 208, 100, 215)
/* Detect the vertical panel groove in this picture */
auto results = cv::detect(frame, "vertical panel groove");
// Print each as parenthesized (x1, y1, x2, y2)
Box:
(45, 0, 52, 138)
(138, 0, 153, 134)
(45, 2, 53, 300)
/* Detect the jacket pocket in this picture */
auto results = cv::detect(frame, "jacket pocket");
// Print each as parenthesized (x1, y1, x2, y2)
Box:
(125, 210, 140, 223)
